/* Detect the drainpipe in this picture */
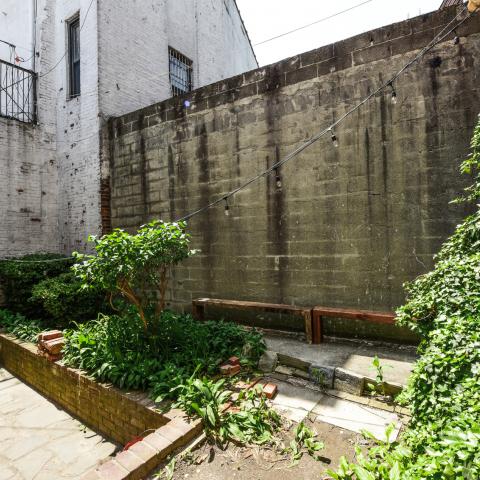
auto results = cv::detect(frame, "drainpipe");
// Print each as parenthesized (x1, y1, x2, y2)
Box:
(32, 0, 37, 72)
(468, 0, 480, 12)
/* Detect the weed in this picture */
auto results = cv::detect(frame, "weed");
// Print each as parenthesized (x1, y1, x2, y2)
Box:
(286, 422, 325, 466)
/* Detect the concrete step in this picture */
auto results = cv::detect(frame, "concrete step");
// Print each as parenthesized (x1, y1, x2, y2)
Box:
(262, 335, 417, 397)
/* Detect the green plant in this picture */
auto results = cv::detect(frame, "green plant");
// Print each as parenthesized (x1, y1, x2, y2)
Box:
(286, 422, 325, 465)
(62, 311, 265, 396)
(0, 254, 73, 318)
(367, 355, 391, 396)
(173, 375, 232, 436)
(326, 117, 480, 478)
(0, 308, 45, 342)
(30, 272, 109, 328)
(73, 221, 195, 330)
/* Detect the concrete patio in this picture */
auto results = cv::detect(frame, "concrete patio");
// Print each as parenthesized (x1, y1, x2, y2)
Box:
(0, 368, 117, 480)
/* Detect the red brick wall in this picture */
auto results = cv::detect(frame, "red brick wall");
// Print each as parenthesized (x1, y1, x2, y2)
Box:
(0, 334, 167, 445)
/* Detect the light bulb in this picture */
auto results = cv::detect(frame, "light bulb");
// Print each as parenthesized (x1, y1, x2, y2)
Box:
(331, 131, 339, 148)
(276, 176, 282, 188)
(224, 203, 230, 216)
(391, 91, 397, 104)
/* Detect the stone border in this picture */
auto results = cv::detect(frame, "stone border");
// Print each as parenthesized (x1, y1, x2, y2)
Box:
(0, 334, 202, 479)
(263, 349, 406, 406)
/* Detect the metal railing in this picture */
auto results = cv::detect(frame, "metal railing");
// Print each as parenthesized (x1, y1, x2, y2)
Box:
(0, 60, 37, 123)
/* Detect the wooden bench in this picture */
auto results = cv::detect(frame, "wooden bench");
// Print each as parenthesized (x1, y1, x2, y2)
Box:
(312, 306, 395, 344)
(192, 298, 313, 344)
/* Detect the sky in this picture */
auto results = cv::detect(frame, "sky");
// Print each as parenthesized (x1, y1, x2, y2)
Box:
(236, 0, 442, 66)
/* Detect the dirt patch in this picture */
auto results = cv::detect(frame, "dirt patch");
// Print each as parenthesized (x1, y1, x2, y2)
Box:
(151, 417, 366, 480)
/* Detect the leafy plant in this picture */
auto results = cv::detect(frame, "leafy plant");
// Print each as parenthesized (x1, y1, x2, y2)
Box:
(0, 308, 45, 342)
(62, 311, 265, 396)
(0, 253, 73, 318)
(326, 115, 480, 478)
(367, 355, 391, 396)
(286, 422, 325, 465)
(174, 377, 281, 445)
(30, 272, 109, 328)
(73, 221, 195, 330)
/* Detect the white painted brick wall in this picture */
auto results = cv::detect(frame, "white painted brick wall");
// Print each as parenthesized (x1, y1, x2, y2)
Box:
(1, 0, 257, 256)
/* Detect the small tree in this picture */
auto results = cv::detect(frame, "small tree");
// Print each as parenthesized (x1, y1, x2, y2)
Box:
(73, 220, 195, 330)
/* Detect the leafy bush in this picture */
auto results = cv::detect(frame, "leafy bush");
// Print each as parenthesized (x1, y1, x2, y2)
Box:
(0, 254, 73, 318)
(0, 308, 45, 342)
(62, 311, 265, 396)
(30, 272, 109, 328)
(328, 119, 480, 478)
(173, 376, 281, 445)
(73, 221, 195, 330)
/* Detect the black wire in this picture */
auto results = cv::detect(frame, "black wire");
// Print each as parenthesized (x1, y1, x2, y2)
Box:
(253, 0, 375, 46)
(176, 6, 472, 223)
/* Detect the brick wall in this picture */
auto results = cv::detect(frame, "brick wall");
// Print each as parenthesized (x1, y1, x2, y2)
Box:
(0, 334, 168, 445)
(105, 6, 480, 340)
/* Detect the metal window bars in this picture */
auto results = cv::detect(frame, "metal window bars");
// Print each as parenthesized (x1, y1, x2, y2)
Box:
(0, 60, 37, 123)
(168, 47, 193, 97)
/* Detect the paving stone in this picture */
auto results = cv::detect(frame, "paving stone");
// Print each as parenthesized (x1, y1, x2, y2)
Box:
(0, 368, 117, 478)
(312, 395, 401, 441)
(258, 350, 278, 372)
(270, 380, 323, 423)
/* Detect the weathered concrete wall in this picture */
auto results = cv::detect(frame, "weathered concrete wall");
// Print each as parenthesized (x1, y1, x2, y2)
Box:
(108, 7, 479, 333)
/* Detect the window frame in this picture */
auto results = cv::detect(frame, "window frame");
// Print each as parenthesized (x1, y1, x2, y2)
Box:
(67, 14, 81, 98)
(168, 47, 193, 97)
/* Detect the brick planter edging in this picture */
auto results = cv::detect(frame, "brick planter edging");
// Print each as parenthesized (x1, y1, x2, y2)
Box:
(81, 410, 202, 480)
(0, 333, 204, 479)
(0, 333, 168, 445)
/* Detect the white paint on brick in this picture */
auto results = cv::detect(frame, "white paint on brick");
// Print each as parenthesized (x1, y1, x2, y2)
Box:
(1, 0, 257, 256)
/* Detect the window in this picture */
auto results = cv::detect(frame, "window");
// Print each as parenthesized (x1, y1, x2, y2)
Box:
(168, 47, 192, 96)
(68, 16, 80, 97)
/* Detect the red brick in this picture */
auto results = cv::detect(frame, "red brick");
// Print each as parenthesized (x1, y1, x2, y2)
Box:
(262, 383, 278, 399)
(228, 356, 240, 366)
(38, 330, 63, 342)
(128, 441, 157, 462)
(143, 432, 173, 454)
(96, 460, 128, 480)
(114, 451, 144, 472)
(42, 337, 65, 355)
(219, 364, 241, 376)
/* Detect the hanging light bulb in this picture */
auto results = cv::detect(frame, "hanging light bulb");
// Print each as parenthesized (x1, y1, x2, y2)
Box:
(389, 82, 397, 105)
(330, 129, 339, 148)
(224, 198, 230, 216)
(274, 168, 282, 188)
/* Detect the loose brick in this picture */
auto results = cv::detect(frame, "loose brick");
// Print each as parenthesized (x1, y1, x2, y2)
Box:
(228, 356, 240, 366)
(262, 383, 278, 399)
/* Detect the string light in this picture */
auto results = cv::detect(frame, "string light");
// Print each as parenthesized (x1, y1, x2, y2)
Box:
(330, 128, 339, 148)
(274, 168, 282, 189)
(224, 198, 230, 216)
(389, 82, 398, 105)
(175, 6, 472, 225)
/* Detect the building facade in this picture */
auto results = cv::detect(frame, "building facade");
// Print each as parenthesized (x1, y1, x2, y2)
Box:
(0, 0, 257, 256)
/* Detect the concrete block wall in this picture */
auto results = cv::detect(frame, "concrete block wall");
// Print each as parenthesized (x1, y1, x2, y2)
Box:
(106, 6, 480, 323)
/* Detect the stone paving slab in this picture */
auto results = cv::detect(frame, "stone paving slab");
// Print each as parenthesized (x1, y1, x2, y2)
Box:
(0, 368, 118, 479)
(270, 380, 401, 442)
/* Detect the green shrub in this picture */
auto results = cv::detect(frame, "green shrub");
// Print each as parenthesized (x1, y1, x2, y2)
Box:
(0, 308, 45, 342)
(328, 119, 480, 478)
(62, 311, 265, 396)
(30, 272, 109, 328)
(0, 253, 73, 318)
(73, 221, 196, 330)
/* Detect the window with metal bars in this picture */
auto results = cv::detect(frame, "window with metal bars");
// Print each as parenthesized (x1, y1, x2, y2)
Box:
(168, 47, 193, 96)
(68, 16, 80, 97)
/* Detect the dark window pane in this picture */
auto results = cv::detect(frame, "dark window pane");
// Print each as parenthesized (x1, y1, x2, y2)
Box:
(68, 18, 80, 97)
(168, 48, 192, 96)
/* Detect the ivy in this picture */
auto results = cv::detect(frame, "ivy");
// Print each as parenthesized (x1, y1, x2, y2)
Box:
(328, 119, 480, 479)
